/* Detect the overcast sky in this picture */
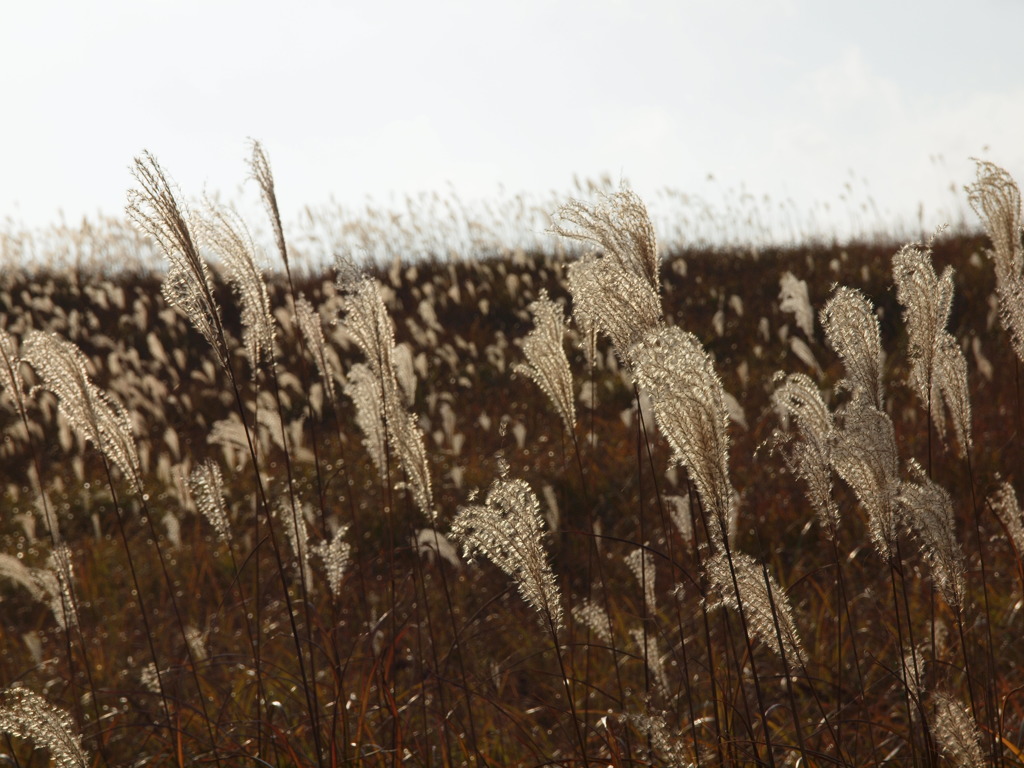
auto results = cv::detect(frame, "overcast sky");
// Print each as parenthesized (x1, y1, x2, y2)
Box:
(3, 0, 1023, 242)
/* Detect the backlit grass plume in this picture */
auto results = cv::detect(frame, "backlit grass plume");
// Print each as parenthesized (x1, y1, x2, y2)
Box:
(831, 398, 901, 559)
(450, 474, 562, 630)
(22, 331, 139, 481)
(892, 241, 972, 452)
(339, 269, 434, 518)
(897, 460, 966, 610)
(515, 290, 576, 436)
(821, 286, 884, 408)
(554, 190, 664, 359)
(200, 201, 275, 375)
(771, 372, 839, 533)
(932, 691, 985, 768)
(127, 152, 229, 371)
(705, 549, 804, 664)
(0, 687, 88, 768)
(567, 254, 663, 359)
(967, 160, 1024, 362)
(295, 296, 339, 405)
(550, 188, 660, 294)
(631, 326, 734, 546)
(188, 460, 232, 543)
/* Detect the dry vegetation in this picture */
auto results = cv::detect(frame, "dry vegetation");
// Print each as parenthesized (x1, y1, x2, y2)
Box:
(0, 146, 1023, 768)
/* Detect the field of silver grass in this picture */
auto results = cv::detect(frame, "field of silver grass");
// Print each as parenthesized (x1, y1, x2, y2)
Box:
(0, 146, 1023, 767)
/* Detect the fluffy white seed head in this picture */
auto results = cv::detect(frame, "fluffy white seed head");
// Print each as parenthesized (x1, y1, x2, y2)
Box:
(451, 476, 562, 630)
(892, 241, 972, 452)
(897, 461, 966, 610)
(22, 331, 139, 482)
(821, 286, 884, 409)
(515, 290, 576, 436)
(771, 372, 839, 533)
(0, 687, 88, 768)
(631, 326, 733, 547)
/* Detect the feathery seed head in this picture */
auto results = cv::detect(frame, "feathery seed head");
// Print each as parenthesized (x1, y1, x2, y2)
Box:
(344, 363, 388, 479)
(128, 153, 229, 370)
(313, 525, 352, 597)
(892, 241, 972, 452)
(248, 140, 290, 271)
(22, 331, 139, 481)
(450, 475, 562, 629)
(821, 286, 884, 409)
(295, 296, 338, 404)
(771, 372, 839, 532)
(566, 254, 663, 359)
(200, 202, 275, 374)
(572, 598, 613, 644)
(967, 159, 1022, 285)
(897, 461, 966, 610)
(831, 398, 900, 559)
(705, 550, 803, 664)
(515, 290, 576, 436)
(188, 460, 231, 543)
(631, 326, 733, 546)
(0, 687, 88, 768)
(988, 481, 1024, 561)
(932, 691, 986, 768)
(778, 272, 815, 338)
(550, 187, 660, 294)
(967, 160, 1024, 362)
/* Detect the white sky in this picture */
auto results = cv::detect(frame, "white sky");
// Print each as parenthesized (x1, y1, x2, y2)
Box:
(3, 0, 1023, 242)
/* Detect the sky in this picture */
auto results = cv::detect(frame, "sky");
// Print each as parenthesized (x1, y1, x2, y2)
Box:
(3, 0, 1023, 244)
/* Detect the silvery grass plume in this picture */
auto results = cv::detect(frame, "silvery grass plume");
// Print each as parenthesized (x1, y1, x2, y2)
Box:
(771, 372, 839, 533)
(571, 597, 613, 645)
(989, 481, 1024, 562)
(344, 363, 388, 479)
(897, 461, 966, 610)
(41, 544, 78, 632)
(338, 269, 434, 518)
(631, 326, 734, 547)
(821, 286, 884, 409)
(22, 331, 139, 482)
(626, 707, 695, 768)
(515, 290, 576, 436)
(967, 160, 1024, 362)
(0, 687, 88, 768)
(932, 691, 986, 768)
(552, 190, 664, 358)
(249, 140, 291, 275)
(313, 524, 352, 597)
(276, 496, 312, 588)
(295, 296, 338, 405)
(892, 241, 973, 453)
(831, 398, 901, 559)
(450, 475, 562, 630)
(550, 187, 660, 294)
(188, 460, 232, 543)
(566, 254, 663, 359)
(705, 550, 804, 665)
(127, 153, 229, 371)
(778, 271, 815, 339)
(199, 201, 275, 375)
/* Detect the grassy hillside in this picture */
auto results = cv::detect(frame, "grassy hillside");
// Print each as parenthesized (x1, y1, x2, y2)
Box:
(0, 152, 1022, 767)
